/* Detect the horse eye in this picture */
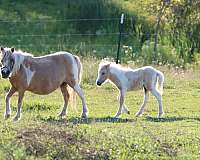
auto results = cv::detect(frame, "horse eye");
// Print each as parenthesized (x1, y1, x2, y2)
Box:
(10, 58, 14, 63)
(102, 72, 105, 75)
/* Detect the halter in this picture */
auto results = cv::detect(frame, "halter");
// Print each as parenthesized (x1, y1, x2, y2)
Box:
(1, 59, 14, 73)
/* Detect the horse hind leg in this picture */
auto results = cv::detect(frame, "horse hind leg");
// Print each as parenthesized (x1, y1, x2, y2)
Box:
(151, 88, 164, 118)
(135, 87, 149, 117)
(73, 83, 88, 118)
(58, 83, 69, 118)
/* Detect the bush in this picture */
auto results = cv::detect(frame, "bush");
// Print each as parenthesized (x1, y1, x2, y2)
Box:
(140, 42, 183, 66)
(120, 42, 184, 66)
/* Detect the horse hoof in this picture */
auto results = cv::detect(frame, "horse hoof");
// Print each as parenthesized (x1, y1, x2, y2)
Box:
(158, 112, 164, 118)
(58, 113, 66, 118)
(13, 116, 20, 122)
(114, 114, 120, 118)
(81, 112, 88, 119)
(135, 112, 142, 117)
(4, 114, 11, 120)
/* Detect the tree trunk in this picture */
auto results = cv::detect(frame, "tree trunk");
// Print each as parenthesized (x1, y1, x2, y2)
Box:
(154, 0, 168, 62)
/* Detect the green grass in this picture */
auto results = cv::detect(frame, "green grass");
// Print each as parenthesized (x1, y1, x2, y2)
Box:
(0, 61, 200, 159)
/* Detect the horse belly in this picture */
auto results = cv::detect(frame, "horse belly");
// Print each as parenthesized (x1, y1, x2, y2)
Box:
(27, 77, 62, 95)
(128, 78, 143, 91)
(29, 85, 58, 95)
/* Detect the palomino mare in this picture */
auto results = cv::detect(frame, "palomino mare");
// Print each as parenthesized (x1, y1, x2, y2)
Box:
(0, 47, 88, 121)
(96, 61, 164, 118)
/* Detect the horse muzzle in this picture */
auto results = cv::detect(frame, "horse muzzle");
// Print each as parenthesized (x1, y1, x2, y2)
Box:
(96, 81, 102, 86)
(1, 67, 10, 78)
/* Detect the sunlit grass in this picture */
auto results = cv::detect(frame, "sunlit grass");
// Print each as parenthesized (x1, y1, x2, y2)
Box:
(0, 60, 200, 159)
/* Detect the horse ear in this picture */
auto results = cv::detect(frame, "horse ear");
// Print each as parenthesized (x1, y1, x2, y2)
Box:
(1, 47, 4, 52)
(11, 47, 15, 53)
(105, 63, 110, 69)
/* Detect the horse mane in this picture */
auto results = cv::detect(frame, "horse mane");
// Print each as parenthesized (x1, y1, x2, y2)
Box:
(99, 60, 111, 67)
(99, 60, 131, 71)
(14, 49, 33, 57)
(10, 49, 33, 76)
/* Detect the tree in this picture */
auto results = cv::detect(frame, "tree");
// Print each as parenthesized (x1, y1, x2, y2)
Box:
(153, 0, 171, 62)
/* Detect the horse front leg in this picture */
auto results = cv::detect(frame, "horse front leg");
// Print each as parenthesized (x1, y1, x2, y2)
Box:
(115, 89, 126, 118)
(5, 86, 16, 119)
(13, 91, 25, 121)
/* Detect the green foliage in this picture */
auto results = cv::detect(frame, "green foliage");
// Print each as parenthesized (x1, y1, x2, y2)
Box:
(140, 42, 181, 65)
(121, 42, 183, 66)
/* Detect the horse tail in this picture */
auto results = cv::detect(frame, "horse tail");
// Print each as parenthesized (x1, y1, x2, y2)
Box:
(156, 70, 164, 95)
(73, 55, 82, 84)
(67, 85, 77, 112)
(68, 55, 83, 111)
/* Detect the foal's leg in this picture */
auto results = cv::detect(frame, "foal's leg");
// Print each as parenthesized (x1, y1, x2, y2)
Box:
(58, 84, 69, 117)
(135, 88, 149, 117)
(73, 83, 88, 118)
(115, 89, 126, 118)
(5, 86, 16, 119)
(13, 91, 25, 121)
(117, 95, 129, 114)
(122, 104, 130, 114)
(151, 88, 164, 118)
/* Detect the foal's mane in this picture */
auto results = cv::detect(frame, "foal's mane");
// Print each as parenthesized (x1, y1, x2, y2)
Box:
(99, 60, 112, 67)
(99, 60, 132, 71)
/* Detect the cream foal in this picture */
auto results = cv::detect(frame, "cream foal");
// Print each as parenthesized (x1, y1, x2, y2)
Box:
(0, 47, 88, 121)
(96, 61, 164, 118)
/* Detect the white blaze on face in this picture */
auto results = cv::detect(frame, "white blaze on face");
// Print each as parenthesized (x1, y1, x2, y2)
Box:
(97, 65, 103, 80)
(24, 66, 35, 86)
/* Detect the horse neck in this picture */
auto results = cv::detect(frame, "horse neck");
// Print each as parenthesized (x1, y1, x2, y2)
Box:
(24, 55, 34, 62)
(108, 65, 123, 88)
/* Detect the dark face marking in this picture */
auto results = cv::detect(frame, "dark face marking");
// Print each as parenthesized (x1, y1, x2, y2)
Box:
(0, 48, 15, 78)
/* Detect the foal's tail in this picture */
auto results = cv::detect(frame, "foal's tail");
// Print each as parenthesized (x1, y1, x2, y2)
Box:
(156, 70, 164, 95)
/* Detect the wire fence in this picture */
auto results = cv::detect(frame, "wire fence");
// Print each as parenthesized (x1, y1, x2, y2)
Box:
(0, 18, 120, 23)
(0, 17, 199, 57)
(0, 17, 126, 57)
(0, 32, 130, 37)
(0, 18, 199, 38)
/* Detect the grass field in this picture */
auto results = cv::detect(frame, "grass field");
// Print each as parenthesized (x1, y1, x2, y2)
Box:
(0, 60, 200, 159)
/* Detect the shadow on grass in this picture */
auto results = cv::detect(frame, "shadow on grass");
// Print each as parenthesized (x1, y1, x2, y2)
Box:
(146, 116, 200, 122)
(39, 116, 136, 125)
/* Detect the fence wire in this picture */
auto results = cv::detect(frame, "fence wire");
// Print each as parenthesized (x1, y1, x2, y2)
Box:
(0, 18, 120, 23)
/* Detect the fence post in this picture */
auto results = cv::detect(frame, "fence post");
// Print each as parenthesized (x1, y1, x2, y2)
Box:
(116, 13, 124, 64)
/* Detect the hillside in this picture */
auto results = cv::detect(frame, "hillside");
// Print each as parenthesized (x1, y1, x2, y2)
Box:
(0, 0, 127, 55)
(0, 0, 199, 65)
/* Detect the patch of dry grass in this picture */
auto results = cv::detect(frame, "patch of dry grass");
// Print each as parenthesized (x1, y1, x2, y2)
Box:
(14, 123, 109, 159)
